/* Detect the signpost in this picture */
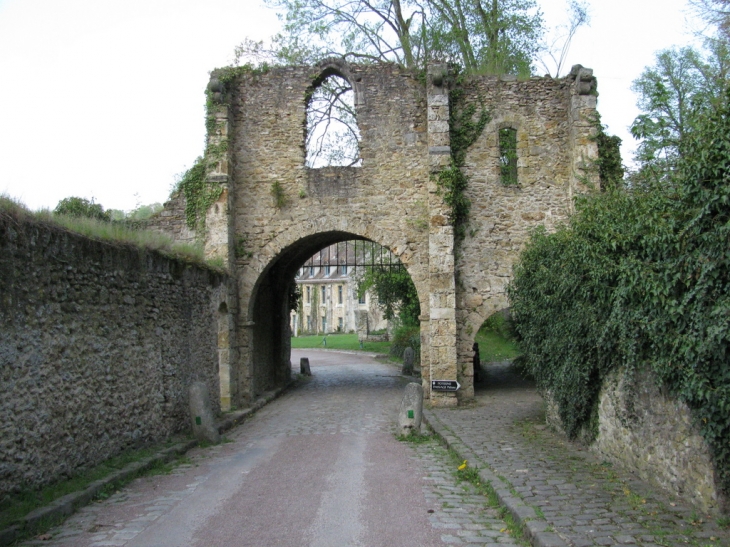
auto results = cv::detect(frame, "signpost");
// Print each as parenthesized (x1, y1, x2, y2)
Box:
(431, 380, 461, 392)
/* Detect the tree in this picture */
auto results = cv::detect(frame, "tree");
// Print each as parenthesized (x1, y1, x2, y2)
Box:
(54, 197, 111, 222)
(252, 0, 544, 75)
(358, 266, 420, 326)
(537, 0, 589, 77)
(690, 0, 730, 40)
(425, 0, 544, 76)
(305, 74, 361, 167)
(629, 43, 728, 184)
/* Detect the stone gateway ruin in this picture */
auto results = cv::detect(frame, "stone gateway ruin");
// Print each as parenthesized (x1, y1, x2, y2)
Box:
(152, 59, 600, 410)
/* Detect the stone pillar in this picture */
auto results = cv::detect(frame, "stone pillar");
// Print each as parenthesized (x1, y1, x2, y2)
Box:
(204, 73, 232, 263)
(218, 302, 232, 411)
(426, 64, 458, 407)
(567, 65, 600, 204)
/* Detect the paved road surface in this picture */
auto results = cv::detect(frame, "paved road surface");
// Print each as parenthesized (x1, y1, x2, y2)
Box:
(21, 350, 517, 547)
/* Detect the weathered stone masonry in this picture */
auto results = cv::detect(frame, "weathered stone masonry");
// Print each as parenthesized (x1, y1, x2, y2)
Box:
(0, 215, 227, 497)
(190, 60, 599, 407)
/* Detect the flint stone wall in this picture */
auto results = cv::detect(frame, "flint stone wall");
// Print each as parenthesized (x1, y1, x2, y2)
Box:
(0, 214, 226, 497)
(547, 369, 726, 515)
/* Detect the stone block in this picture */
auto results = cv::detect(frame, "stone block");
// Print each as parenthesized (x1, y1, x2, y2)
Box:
(398, 382, 424, 435)
(300, 357, 312, 376)
(189, 382, 221, 444)
(402, 347, 415, 375)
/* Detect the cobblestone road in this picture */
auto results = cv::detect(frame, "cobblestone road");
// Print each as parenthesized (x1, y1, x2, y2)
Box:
(427, 363, 730, 547)
(19, 351, 519, 547)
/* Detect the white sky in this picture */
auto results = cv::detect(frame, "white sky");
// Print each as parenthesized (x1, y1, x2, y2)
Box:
(0, 0, 702, 212)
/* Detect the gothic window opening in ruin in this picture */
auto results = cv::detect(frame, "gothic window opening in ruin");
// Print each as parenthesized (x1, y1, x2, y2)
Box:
(499, 127, 518, 186)
(305, 74, 361, 168)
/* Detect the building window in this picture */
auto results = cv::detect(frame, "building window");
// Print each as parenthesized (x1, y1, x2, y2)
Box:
(306, 286, 310, 303)
(322, 316, 327, 332)
(321, 285, 326, 302)
(338, 285, 343, 304)
(307, 315, 311, 331)
(338, 317, 343, 331)
(309, 266, 314, 276)
(325, 265, 331, 276)
(358, 292, 366, 305)
(340, 264, 347, 275)
(499, 127, 518, 186)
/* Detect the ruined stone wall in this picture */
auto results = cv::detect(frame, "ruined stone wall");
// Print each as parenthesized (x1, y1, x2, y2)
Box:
(226, 62, 433, 403)
(0, 214, 227, 496)
(594, 370, 725, 515)
(146, 190, 197, 244)
(456, 73, 598, 397)
(546, 369, 726, 515)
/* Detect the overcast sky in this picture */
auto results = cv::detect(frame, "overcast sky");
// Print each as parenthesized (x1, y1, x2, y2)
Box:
(0, 0, 702, 212)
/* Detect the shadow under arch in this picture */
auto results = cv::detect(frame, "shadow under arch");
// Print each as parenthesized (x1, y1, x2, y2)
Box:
(246, 229, 423, 400)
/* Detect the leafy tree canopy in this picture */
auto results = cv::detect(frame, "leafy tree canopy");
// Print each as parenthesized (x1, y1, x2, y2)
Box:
(358, 266, 420, 326)
(242, 0, 546, 76)
(630, 40, 729, 184)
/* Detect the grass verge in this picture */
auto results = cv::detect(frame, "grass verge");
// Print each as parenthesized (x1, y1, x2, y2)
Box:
(0, 437, 190, 535)
(291, 333, 391, 354)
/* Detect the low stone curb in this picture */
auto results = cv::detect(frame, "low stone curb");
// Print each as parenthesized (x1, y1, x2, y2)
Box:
(0, 380, 294, 547)
(422, 409, 569, 547)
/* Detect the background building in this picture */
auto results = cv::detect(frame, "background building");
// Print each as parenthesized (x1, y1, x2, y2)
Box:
(290, 243, 388, 336)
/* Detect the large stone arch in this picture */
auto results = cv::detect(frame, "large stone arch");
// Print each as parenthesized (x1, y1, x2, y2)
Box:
(237, 217, 430, 404)
(150, 62, 599, 410)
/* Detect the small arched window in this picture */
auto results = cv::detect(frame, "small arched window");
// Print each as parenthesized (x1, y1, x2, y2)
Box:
(499, 127, 518, 186)
(305, 74, 361, 168)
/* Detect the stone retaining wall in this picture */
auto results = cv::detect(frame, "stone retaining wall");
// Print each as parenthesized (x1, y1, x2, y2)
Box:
(0, 213, 227, 497)
(547, 369, 726, 514)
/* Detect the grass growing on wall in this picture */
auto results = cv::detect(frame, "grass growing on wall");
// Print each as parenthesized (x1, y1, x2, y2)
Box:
(0, 195, 222, 272)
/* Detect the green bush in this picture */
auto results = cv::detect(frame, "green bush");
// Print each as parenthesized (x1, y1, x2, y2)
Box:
(508, 86, 730, 495)
(54, 196, 110, 222)
(389, 323, 420, 365)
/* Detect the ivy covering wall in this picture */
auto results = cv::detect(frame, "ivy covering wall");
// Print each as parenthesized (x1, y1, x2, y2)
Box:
(507, 87, 730, 496)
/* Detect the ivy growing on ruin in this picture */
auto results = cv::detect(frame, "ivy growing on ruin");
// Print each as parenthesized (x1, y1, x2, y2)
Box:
(180, 64, 272, 231)
(435, 71, 490, 239)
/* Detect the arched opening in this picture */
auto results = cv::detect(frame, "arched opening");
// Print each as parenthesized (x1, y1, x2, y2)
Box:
(472, 308, 519, 385)
(498, 127, 518, 186)
(247, 232, 421, 399)
(305, 72, 361, 168)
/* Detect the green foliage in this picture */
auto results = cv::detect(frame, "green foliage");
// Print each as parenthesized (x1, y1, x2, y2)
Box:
(508, 85, 730, 495)
(54, 196, 111, 222)
(435, 74, 490, 238)
(270, 181, 287, 208)
(2, 196, 219, 271)
(177, 153, 224, 231)
(358, 266, 420, 325)
(594, 124, 624, 191)
(630, 42, 728, 184)
(257, 0, 544, 76)
(475, 313, 520, 362)
(427, 0, 544, 77)
(498, 127, 518, 186)
(234, 235, 253, 259)
(290, 333, 391, 353)
(389, 322, 421, 363)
